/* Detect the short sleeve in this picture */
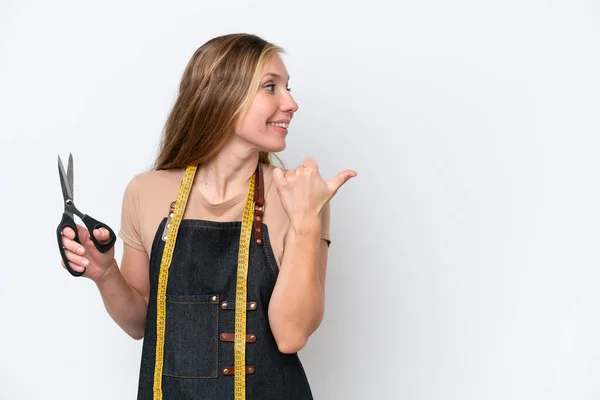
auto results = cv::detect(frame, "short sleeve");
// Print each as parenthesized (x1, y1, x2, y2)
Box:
(118, 175, 145, 252)
(320, 202, 331, 246)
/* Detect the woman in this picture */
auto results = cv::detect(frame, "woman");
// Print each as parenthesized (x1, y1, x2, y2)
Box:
(60, 33, 356, 399)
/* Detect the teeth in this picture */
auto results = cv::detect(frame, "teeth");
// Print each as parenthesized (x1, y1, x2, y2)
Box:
(268, 122, 289, 129)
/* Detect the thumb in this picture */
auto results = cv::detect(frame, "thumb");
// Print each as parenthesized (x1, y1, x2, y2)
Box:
(326, 170, 357, 195)
(93, 228, 111, 244)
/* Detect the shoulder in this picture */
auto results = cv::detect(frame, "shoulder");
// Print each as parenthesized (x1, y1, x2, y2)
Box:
(121, 168, 186, 215)
(127, 168, 185, 188)
(123, 168, 185, 197)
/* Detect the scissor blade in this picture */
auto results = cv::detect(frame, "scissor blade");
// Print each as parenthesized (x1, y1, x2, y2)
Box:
(58, 155, 73, 206)
(67, 153, 74, 200)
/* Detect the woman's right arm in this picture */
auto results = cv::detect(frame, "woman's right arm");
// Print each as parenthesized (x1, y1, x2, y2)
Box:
(95, 243, 150, 340)
(61, 226, 150, 340)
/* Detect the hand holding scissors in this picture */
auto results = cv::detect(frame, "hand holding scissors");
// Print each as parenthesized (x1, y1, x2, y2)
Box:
(56, 154, 116, 277)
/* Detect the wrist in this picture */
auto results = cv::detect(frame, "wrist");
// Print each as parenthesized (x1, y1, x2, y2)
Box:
(94, 259, 119, 286)
(288, 217, 321, 237)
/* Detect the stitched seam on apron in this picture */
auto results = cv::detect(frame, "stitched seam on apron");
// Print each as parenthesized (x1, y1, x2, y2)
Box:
(262, 240, 277, 278)
(215, 299, 219, 376)
(179, 223, 241, 229)
(162, 373, 217, 379)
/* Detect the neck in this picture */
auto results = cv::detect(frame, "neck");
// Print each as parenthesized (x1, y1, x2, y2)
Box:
(195, 139, 260, 203)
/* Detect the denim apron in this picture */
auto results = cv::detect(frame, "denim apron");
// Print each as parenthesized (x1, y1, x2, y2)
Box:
(136, 165, 314, 399)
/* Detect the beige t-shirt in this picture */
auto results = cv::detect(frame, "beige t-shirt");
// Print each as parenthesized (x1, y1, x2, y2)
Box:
(118, 163, 331, 268)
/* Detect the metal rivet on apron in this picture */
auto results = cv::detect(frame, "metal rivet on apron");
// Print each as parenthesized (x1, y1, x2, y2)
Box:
(167, 223, 170, 228)
(250, 302, 257, 310)
(248, 367, 254, 373)
(255, 228, 261, 232)
(221, 301, 228, 309)
(256, 239, 262, 244)
(212, 295, 217, 301)
(223, 368, 229, 375)
(170, 213, 174, 218)
(249, 335, 256, 341)
(255, 216, 261, 221)
(220, 334, 227, 341)
(162, 235, 167, 241)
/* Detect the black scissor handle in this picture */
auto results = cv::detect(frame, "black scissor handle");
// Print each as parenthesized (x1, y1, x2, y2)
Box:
(81, 214, 117, 253)
(56, 213, 85, 277)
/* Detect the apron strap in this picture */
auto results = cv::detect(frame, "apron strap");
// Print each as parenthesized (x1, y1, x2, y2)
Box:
(253, 163, 264, 246)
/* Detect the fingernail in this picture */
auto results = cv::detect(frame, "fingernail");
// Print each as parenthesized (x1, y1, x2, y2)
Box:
(82, 259, 89, 267)
(78, 247, 84, 255)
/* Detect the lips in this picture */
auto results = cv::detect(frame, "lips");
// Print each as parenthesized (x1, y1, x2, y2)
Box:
(267, 122, 289, 129)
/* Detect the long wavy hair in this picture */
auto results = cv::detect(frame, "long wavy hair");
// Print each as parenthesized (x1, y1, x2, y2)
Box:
(154, 33, 284, 170)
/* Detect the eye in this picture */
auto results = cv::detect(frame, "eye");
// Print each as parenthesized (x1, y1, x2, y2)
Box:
(262, 83, 292, 93)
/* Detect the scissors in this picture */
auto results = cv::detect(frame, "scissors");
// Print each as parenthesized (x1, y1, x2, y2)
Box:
(56, 153, 116, 277)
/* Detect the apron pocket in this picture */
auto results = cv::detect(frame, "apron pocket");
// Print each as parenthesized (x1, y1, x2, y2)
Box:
(163, 294, 219, 378)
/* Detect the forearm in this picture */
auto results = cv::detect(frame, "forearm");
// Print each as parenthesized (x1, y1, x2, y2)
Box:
(268, 218, 324, 353)
(94, 260, 148, 340)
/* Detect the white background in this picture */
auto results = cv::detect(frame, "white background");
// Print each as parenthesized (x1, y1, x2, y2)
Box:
(1, 0, 599, 399)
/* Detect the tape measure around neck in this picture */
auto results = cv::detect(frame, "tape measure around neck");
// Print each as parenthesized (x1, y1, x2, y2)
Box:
(152, 165, 256, 400)
(235, 172, 255, 400)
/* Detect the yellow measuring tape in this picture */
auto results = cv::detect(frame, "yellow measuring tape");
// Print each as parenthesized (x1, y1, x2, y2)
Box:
(235, 173, 255, 400)
(153, 165, 256, 400)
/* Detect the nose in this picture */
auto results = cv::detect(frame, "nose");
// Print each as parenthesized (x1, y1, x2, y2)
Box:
(281, 90, 299, 114)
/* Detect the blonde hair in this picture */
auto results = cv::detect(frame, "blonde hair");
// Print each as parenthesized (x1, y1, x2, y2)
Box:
(154, 33, 284, 170)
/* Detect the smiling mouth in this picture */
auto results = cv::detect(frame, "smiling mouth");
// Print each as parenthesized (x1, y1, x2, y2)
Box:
(267, 122, 289, 129)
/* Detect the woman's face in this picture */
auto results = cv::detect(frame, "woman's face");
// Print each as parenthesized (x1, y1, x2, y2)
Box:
(235, 55, 299, 153)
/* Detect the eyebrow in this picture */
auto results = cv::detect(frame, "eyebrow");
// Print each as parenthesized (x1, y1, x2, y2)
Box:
(263, 72, 290, 81)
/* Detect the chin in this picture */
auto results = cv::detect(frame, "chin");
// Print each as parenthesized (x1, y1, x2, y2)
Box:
(260, 140, 287, 153)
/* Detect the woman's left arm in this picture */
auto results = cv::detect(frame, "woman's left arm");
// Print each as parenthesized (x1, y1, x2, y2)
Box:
(268, 218, 328, 354)
(268, 158, 355, 354)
